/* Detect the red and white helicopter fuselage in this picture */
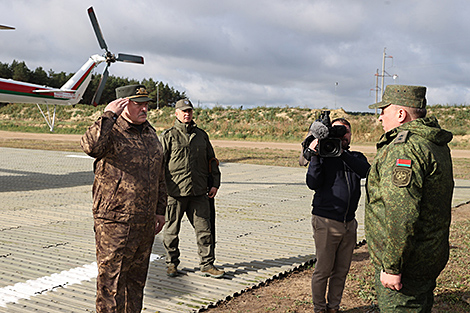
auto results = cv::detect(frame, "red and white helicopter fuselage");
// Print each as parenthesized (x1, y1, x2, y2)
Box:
(0, 55, 106, 131)
(0, 55, 105, 106)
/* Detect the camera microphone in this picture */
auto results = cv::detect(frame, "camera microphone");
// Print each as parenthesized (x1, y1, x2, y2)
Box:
(300, 110, 344, 164)
(309, 121, 329, 140)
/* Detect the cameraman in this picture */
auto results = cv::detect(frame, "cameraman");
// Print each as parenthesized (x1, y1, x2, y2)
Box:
(305, 118, 370, 313)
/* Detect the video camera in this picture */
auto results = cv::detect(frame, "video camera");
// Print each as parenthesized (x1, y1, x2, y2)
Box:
(300, 110, 347, 161)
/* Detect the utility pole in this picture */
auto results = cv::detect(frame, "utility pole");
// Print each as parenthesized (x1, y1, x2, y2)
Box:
(380, 48, 386, 101)
(375, 69, 379, 104)
(380, 47, 394, 101)
(375, 69, 379, 115)
(334, 82, 338, 109)
(373, 47, 397, 114)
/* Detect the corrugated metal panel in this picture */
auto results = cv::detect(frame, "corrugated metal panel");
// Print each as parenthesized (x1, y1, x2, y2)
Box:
(0, 147, 468, 312)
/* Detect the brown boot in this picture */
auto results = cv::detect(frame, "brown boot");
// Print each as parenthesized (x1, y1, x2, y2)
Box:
(326, 309, 340, 313)
(201, 265, 225, 278)
(167, 264, 178, 277)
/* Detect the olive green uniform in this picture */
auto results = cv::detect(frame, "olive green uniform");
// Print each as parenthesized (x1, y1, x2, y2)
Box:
(81, 110, 167, 313)
(365, 116, 453, 312)
(159, 118, 221, 270)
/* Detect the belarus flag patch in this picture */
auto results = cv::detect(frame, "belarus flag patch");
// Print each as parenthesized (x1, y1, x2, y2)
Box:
(396, 159, 412, 167)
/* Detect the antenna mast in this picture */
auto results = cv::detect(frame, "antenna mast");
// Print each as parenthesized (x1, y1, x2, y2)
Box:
(373, 47, 398, 113)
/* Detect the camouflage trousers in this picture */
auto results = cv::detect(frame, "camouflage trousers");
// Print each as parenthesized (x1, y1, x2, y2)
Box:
(94, 218, 156, 313)
(163, 195, 214, 270)
(374, 268, 436, 313)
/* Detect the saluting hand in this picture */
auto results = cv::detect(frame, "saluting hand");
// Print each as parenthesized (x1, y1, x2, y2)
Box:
(104, 98, 129, 116)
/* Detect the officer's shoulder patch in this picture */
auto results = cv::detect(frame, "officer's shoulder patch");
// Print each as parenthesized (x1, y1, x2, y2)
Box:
(394, 130, 409, 144)
(392, 158, 412, 187)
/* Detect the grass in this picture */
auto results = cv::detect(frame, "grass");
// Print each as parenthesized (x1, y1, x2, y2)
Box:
(0, 103, 469, 148)
(453, 159, 470, 179)
(0, 139, 82, 152)
(346, 220, 470, 313)
(215, 148, 301, 168)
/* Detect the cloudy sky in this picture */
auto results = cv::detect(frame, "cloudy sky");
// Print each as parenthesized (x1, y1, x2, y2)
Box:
(1, 0, 469, 112)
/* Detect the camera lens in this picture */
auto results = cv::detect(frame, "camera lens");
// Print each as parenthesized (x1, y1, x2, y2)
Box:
(319, 138, 342, 157)
(324, 141, 335, 153)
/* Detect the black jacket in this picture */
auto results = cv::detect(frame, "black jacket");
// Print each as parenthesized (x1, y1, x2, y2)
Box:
(306, 150, 370, 223)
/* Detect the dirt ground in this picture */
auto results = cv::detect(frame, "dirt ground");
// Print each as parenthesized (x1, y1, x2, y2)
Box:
(0, 131, 469, 158)
(202, 203, 470, 313)
(1, 130, 469, 312)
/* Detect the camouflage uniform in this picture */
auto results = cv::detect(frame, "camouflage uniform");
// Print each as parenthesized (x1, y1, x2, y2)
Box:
(159, 118, 221, 271)
(365, 116, 453, 312)
(81, 110, 167, 313)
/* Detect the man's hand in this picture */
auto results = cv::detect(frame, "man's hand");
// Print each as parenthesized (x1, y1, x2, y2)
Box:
(155, 214, 165, 235)
(380, 270, 402, 290)
(308, 138, 319, 152)
(208, 187, 218, 198)
(104, 98, 129, 116)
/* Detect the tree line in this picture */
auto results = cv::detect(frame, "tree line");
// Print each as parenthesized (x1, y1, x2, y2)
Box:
(0, 60, 186, 108)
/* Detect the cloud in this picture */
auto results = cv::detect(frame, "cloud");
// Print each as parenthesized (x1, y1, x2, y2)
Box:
(1, 0, 469, 111)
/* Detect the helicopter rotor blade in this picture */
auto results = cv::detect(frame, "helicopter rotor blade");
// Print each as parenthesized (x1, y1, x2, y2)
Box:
(91, 65, 110, 106)
(87, 7, 108, 51)
(0, 25, 15, 30)
(86, 7, 144, 106)
(116, 53, 144, 64)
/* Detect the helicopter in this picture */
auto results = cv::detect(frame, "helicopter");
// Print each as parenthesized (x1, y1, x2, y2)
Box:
(0, 7, 144, 131)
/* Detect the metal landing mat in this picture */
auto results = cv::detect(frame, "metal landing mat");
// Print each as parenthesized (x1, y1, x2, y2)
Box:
(0, 147, 468, 312)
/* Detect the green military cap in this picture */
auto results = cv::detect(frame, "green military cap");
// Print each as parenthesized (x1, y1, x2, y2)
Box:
(369, 84, 427, 109)
(175, 99, 194, 110)
(115, 84, 154, 102)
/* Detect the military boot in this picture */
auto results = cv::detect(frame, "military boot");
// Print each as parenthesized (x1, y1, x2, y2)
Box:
(167, 264, 178, 277)
(201, 265, 225, 278)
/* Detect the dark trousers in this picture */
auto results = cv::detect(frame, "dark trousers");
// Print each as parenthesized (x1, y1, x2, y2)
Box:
(94, 218, 156, 313)
(163, 195, 214, 270)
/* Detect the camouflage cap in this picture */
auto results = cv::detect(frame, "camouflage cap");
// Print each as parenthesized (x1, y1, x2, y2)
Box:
(369, 85, 427, 109)
(175, 99, 193, 110)
(115, 84, 154, 102)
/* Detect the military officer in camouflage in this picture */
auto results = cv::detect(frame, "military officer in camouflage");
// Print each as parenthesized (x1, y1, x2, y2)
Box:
(365, 85, 454, 312)
(159, 98, 224, 278)
(81, 84, 167, 313)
